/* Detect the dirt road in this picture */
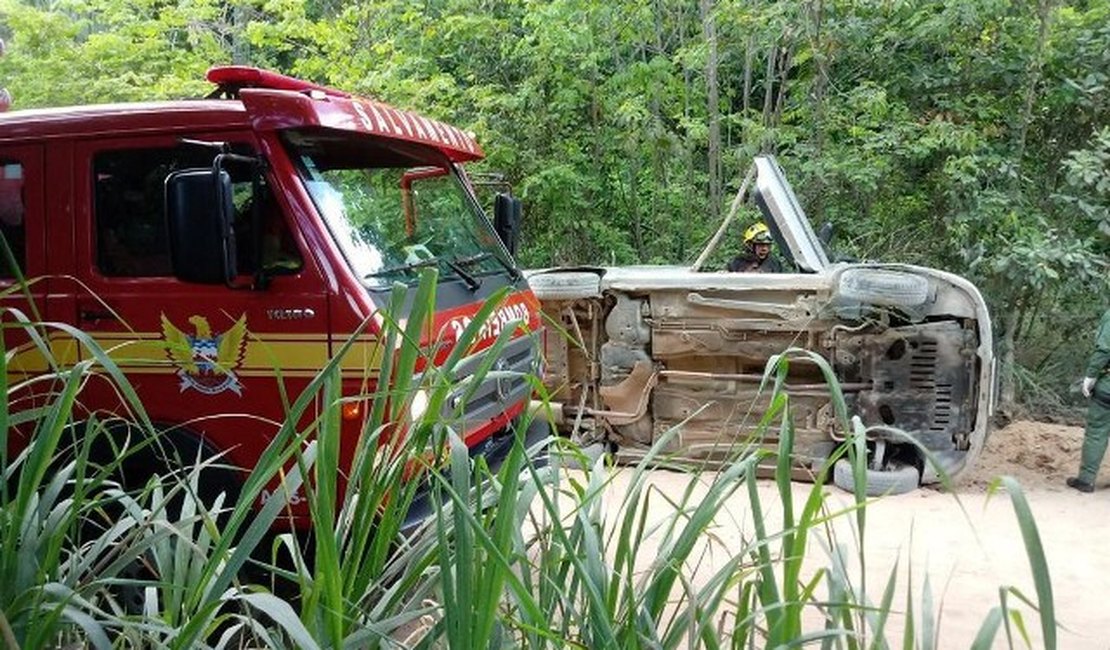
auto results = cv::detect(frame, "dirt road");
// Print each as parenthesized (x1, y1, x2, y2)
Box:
(621, 420, 1110, 648)
(917, 419, 1110, 648)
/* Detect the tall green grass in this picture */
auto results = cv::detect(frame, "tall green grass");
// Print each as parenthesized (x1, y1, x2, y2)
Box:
(1, 275, 1058, 649)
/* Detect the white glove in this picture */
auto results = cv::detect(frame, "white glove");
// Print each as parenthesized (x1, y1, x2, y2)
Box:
(1083, 376, 1097, 398)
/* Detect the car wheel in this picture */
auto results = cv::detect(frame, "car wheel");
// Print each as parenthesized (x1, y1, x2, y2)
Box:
(528, 271, 602, 301)
(832, 458, 919, 496)
(837, 268, 930, 307)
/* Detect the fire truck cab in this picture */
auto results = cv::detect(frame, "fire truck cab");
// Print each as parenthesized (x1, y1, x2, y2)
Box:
(0, 67, 542, 516)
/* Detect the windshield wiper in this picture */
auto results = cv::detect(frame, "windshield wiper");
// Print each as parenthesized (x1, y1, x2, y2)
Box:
(365, 257, 440, 278)
(459, 251, 524, 282)
(366, 255, 482, 291)
(443, 257, 482, 291)
(452, 252, 492, 267)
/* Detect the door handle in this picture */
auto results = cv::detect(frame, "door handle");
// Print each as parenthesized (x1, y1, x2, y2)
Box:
(79, 307, 118, 323)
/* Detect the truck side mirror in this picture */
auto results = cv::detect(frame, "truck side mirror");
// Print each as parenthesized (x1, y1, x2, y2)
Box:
(165, 169, 238, 284)
(493, 193, 522, 257)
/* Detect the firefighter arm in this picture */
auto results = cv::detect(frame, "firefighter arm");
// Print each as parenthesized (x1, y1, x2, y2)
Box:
(1084, 311, 1110, 380)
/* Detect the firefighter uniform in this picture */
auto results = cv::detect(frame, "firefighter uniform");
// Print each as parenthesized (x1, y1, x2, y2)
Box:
(1075, 308, 1110, 489)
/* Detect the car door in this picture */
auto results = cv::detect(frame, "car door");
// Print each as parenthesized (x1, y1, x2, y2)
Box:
(67, 133, 330, 473)
(751, 155, 830, 273)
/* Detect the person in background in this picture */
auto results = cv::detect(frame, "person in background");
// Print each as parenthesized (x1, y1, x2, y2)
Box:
(728, 222, 783, 273)
(1067, 307, 1110, 493)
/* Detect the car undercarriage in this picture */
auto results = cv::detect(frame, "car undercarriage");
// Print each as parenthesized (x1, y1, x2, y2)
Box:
(527, 156, 994, 494)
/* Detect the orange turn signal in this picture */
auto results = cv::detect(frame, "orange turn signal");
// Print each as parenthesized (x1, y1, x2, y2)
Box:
(342, 401, 362, 421)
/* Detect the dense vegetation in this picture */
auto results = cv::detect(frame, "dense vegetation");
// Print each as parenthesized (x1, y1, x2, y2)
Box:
(0, 0, 1107, 412)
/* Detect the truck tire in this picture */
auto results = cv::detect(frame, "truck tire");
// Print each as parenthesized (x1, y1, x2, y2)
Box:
(74, 423, 243, 614)
(832, 459, 919, 496)
(837, 269, 930, 307)
(527, 271, 602, 301)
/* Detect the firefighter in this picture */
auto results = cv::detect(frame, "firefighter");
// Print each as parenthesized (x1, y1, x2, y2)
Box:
(1067, 307, 1110, 493)
(728, 222, 783, 273)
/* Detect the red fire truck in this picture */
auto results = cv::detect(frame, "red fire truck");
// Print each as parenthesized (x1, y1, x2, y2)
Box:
(0, 67, 543, 518)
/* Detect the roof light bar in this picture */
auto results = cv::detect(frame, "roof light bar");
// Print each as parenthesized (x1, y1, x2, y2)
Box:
(206, 66, 351, 99)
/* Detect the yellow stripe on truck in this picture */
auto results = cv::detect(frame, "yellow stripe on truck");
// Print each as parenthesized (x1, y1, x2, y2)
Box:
(7, 331, 385, 380)
(336, 339, 385, 374)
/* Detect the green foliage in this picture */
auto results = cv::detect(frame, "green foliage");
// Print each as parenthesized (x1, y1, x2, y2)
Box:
(1059, 126, 1110, 236)
(0, 306, 312, 647)
(0, 0, 1106, 402)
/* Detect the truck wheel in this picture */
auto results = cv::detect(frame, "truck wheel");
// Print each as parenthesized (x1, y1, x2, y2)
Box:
(837, 269, 930, 307)
(527, 271, 602, 301)
(76, 423, 243, 613)
(832, 459, 919, 497)
(87, 423, 243, 519)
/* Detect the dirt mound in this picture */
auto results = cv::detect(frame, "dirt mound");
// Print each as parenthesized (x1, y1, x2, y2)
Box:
(959, 419, 1091, 491)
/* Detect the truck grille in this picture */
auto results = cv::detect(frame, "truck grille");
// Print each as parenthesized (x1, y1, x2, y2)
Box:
(440, 334, 539, 431)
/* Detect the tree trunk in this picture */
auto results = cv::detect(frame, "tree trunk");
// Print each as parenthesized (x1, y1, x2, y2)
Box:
(701, 0, 721, 222)
(1013, 0, 1054, 182)
(743, 35, 754, 116)
(762, 41, 777, 134)
(651, 0, 665, 245)
(807, 0, 829, 222)
(772, 42, 792, 130)
(998, 305, 1023, 420)
(997, 0, 1053, 417)
(230, 4, 248, 65)
(682, 8, 695, 260)
(630, 146, 644, 259)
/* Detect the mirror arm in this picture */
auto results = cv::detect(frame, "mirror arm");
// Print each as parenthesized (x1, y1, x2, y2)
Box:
(209, 152, 262, 291)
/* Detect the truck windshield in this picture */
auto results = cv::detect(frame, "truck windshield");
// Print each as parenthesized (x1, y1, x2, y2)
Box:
(281, 128, 510, 288)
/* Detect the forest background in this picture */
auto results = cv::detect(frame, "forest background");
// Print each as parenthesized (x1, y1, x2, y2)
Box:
(0, 0, 1106, 418)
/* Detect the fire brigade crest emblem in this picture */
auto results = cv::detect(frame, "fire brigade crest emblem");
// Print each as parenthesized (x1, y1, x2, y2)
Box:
(160, 313, 249, 395)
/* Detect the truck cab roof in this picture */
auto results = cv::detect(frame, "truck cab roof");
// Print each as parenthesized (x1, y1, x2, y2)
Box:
(0, 66, 484, 162)
(0, 100, 249, 141)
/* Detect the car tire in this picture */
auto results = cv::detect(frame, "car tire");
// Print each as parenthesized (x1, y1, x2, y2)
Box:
(528, 271, 602, 301)
(837, 269, 930, 307)
(832, 458, 919, 496)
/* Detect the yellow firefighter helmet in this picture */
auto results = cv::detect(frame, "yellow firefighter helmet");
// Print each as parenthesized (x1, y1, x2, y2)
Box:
(743, 222, 774, 246)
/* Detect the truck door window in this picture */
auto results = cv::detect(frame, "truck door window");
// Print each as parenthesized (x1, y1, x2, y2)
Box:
(237, 179, 303, 275)
(93, 145, 301, 277)
(0, 161, 25, 278)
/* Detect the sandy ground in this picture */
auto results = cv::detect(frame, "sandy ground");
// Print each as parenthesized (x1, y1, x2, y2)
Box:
(614, 420, 1110, 649)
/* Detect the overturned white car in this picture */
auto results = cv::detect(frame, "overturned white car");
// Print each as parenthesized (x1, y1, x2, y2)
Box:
(528, 156, 995, 494)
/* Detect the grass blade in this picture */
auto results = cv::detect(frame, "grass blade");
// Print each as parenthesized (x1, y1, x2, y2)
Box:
(997, 476, 1055, 650)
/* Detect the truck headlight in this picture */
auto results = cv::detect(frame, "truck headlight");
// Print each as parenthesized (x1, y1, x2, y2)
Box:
(410, 389, 430, 421)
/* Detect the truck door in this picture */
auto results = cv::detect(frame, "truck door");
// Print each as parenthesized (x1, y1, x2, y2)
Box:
(0, 145, 53, 432)
(70, 134, 329, 475)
